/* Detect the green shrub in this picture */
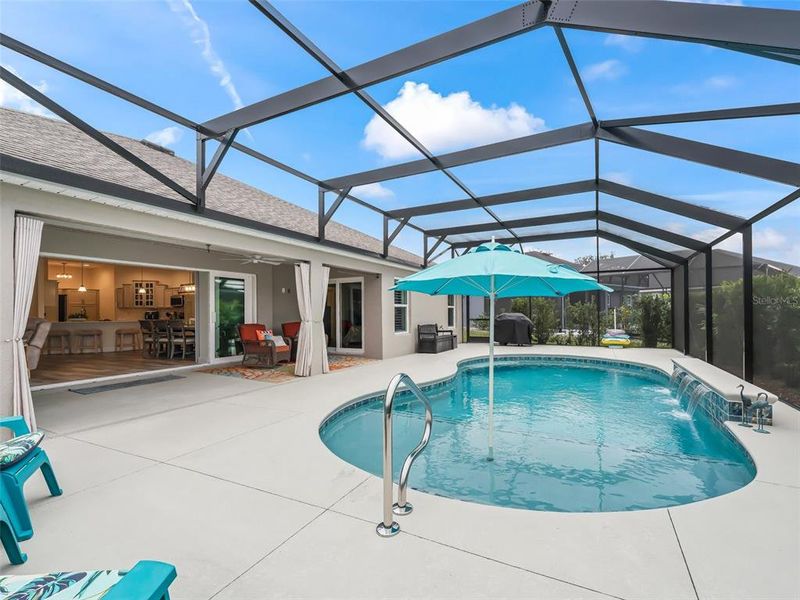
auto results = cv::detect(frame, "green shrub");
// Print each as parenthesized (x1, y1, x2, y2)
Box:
(568, 300, 597, 346)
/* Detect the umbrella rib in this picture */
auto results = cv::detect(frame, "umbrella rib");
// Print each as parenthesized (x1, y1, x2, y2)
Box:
(461, 276, 491, 296)
(431, 279, 453, 295)
(537, 276, 562, 296)
(494, 275, 521, 296)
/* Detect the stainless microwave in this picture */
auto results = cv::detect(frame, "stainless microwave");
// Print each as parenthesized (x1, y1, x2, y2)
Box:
(170, 295, 184, 307)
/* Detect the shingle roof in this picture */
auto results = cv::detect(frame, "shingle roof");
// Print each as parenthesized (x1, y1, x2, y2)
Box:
(524, 249, 577, 267)
(581, 249, 799, 275)
(0, 108, 420, 264)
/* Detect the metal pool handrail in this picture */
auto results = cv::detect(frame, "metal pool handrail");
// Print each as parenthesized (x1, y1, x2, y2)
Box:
(376, 372, 433, 538)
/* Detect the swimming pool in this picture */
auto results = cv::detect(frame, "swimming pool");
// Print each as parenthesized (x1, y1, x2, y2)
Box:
(320, 357, 755, 512)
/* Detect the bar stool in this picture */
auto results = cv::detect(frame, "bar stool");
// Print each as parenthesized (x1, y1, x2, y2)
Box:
(115, 328, 141, 352)
(73, 330, 103, 354)
(46, 330, 71, 355)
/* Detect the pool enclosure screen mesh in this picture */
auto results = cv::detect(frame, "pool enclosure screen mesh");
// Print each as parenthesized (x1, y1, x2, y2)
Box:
(0, 0, 798, 393)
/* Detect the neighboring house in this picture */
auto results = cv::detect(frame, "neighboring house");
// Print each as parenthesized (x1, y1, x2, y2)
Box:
(580, 250, 800, 310)
(0, 108, 453, 408)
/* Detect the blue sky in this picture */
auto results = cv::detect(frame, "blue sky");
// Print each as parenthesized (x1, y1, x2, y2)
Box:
(1, 0, 798, 265)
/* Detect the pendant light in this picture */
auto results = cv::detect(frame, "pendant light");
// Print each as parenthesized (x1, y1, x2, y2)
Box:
(178, 271, 195, 294)
(137, 265, 147, 295)
(78, 263, 87, 293)
(56, 261, 72, 280)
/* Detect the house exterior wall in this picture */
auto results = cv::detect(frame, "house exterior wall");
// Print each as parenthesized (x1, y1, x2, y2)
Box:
(0, 181, 448, 416)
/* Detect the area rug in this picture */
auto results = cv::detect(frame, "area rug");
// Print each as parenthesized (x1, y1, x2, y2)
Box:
(198, 354, 377, 384)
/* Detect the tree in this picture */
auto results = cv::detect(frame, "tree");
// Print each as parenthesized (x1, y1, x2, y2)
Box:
(531, 298, 558, 343)
(573, 252, 615, 269)
(639, 294, 666, 347)
(568, 300, 597, 345)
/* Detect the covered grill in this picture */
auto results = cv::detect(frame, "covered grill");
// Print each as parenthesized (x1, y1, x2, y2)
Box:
(494, 312, 533, 346)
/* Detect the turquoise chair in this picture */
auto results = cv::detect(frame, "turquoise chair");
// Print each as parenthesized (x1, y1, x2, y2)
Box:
(0, 502, 26, 564)
(0, 560, 177, 599)
(0, 416, 62, 542)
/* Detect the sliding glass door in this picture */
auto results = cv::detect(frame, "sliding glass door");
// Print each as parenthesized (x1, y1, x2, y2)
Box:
(211, 272, 255, 361)
(324, 278, 364, 354)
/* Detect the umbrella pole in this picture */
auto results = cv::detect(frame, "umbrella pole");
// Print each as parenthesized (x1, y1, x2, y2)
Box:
(488, 274, 495, 461)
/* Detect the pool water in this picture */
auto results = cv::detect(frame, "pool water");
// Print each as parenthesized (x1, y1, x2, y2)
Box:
(320, 358, 755, 512)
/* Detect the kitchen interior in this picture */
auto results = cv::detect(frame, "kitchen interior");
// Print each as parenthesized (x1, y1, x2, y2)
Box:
(28, 257, 198, 386)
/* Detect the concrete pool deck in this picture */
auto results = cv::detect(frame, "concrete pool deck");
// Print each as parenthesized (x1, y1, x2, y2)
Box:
(5, 345, 799, 599)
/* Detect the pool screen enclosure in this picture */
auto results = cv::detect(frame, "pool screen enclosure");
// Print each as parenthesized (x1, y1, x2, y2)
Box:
(1, 0, 798, 390)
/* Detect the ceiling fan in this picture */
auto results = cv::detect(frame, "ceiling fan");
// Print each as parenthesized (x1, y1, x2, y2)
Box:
(219, 253, 284, 265)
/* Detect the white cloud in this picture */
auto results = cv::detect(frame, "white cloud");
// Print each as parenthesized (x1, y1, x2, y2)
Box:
(352, 182, 395, 200)
(362, 81, 545, 160)
(145, 126, 183, 147)
(704, 75, 737, 89)
(167, 0, 243, 110)
(753, 228, 788, 251)
(664, 222, 688, 235)
(672, 74, 738, 95)
(581, 59, 627, 82)
(603, 171, 633, 186)
(690, 226, 793, 256)
(0, 65, 54, 118)
(604, 34, 643, 53)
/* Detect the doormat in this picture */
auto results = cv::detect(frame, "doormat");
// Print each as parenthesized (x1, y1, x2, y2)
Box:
(69, 374, 186, 395)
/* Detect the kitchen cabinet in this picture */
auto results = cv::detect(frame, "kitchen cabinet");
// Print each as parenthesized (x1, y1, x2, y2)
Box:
(116, 282, 169, 308)
(66, 288, 99, 320)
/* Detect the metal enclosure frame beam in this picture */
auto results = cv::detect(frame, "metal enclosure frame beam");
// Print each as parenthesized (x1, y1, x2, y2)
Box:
(597, 231, 683, 267)
(427, 210, 597, 238)
(318, 186, 352, 241)
(247, 0, 522, 248)
(0, 154, 422, 268)
(597, 180, 745, 229)
(545, 0, 800, 54)
(743, 226, 754, 382)
(0, 32, 430, 241)
(202, 1, 549, 133)
(388, 180, 596, 219)
(598, 126, 800, 187)
(554, 26, 596, 126)
(324, 123, 595, 189)
(600, 102, 800, 128)
(2, 0, 798, 308)
(705, 248, 714, 364)
(0, 66, 197, 206)
(450, 229, 597, 248)
(596, 211, 706, 251)
(683, 263, 690, 356)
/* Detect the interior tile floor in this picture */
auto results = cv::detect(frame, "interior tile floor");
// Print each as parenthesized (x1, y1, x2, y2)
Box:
(5, 346, 798, 599)
(31, 350, 194, 387)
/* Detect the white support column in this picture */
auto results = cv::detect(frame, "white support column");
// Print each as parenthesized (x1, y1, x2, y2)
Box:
(195, 271, 212, 365)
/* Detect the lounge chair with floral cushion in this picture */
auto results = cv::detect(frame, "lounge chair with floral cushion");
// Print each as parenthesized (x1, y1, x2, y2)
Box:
(238, 324, 292, 367)
(0, 416, 62, 543)
(0, 560, 177, 598)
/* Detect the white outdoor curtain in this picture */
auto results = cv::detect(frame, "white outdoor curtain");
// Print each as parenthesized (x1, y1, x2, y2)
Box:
(294, 263, 313, 377)
(10, 216, 43, 431)
(319, 265, 330, 374)
(294, 262, 330, 377)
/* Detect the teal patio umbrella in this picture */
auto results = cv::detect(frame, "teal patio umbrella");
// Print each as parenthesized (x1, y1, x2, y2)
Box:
(393, 240, 612, 460)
